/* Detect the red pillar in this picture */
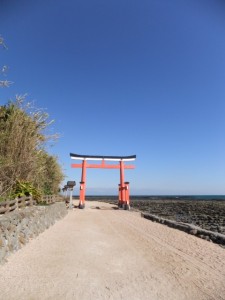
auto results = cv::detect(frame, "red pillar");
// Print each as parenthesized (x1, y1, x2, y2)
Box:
(118, 184, 121, 203)
(120, 160, 125, 206)
(79, 159, 86, 208)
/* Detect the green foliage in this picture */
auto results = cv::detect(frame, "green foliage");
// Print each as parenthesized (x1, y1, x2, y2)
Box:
(0, 197, 5, 203)
(36, 201, 48, 206)
(11, 180, 42, 201)
(0, 97, 64, 199)
(36, 151, 64, 195)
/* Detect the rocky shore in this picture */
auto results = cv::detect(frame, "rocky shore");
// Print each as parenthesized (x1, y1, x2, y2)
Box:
(130, 199, 225, 235)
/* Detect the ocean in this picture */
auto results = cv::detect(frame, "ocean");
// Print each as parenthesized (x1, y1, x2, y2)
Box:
(80, 195, 225, 201)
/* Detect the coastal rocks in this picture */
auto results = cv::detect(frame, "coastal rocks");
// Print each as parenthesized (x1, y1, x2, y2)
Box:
(131, 200, 225, 235)
(0, 203, 68, 264)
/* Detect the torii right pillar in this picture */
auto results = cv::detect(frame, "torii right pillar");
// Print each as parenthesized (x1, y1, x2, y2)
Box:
(118, 160, 131, 210)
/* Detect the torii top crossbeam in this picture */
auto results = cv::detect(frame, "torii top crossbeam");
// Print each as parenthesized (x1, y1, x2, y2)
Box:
(70, 153, 136, 161)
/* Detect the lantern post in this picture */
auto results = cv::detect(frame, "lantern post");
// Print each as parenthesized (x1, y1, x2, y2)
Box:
(66, 181, 76, 209)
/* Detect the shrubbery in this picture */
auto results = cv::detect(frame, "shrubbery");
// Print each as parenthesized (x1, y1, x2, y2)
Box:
(0, 97, 64, 201)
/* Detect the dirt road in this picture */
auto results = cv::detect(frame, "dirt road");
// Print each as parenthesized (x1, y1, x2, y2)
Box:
(0, 201, 225, 300)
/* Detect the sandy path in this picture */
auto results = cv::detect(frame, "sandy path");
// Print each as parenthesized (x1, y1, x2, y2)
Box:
(0, 200, 225, 300)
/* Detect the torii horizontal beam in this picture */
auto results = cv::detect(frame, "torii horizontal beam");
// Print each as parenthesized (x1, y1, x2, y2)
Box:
(71, 161, 135, 169)
(70, 153, 136, 161)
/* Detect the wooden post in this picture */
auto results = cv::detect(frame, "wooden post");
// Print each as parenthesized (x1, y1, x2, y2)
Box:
(124, 182, 130, 210)
(6, 199, 9, 213)
(15, 197, 19, 210)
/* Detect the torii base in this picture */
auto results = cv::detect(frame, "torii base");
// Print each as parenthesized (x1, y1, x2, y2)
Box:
(79, 203, 85, 209)
(118, 181, 130, 210)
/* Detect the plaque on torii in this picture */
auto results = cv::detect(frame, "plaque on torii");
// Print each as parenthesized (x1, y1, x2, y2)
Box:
(70, 153, 136, 209)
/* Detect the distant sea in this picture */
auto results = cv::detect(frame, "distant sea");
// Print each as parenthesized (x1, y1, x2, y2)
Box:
(75, 195, 225, 201)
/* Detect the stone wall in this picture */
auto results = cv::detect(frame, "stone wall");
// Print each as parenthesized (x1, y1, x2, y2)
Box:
(141, 212, 225, 247)
(0, 202, 68, 264)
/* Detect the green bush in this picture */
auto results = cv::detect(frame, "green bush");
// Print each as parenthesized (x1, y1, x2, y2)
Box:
(11, 180, 42, 201)
(0, 97, 64, 199)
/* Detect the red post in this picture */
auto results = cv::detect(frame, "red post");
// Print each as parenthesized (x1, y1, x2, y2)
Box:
(120, 160, 125, 206)
(118, 184, 121, 200)
(79, 159, 86, 208)
(118, 183, 122, 207)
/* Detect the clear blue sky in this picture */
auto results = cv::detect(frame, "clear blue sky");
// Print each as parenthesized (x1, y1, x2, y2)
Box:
(1, 0, 225, 195)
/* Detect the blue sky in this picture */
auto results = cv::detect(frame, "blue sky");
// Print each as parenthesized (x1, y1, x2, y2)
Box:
(1, 0, 225, 195)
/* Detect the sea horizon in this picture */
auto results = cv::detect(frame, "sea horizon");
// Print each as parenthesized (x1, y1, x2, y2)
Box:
(72, 194, 225, 201)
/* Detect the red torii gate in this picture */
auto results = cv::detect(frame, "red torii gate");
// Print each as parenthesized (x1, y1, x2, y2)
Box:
(70, 153, 136, 209)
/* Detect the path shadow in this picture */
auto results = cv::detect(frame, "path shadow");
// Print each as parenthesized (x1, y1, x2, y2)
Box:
(90, 206, 119, 210)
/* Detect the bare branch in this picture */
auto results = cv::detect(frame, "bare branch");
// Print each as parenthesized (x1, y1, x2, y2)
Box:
(0, 36, 7, 49)
(1, 65, 8, 75)
(0, 80, 13, 87)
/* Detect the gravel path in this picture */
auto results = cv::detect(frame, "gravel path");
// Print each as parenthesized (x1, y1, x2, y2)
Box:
(0, 200, 225, 300)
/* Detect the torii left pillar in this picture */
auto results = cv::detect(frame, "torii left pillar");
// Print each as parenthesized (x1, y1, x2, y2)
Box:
(79, 160, 86, 209)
